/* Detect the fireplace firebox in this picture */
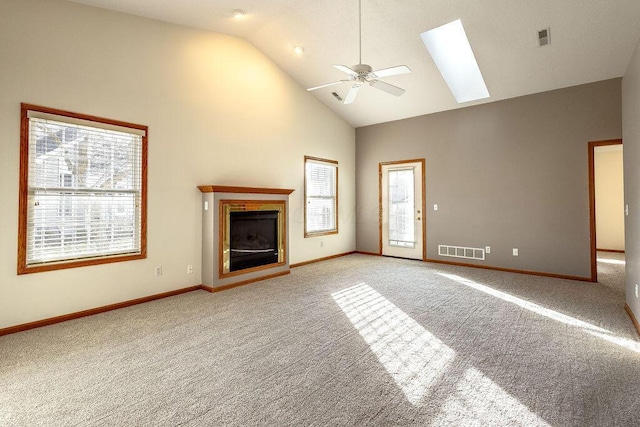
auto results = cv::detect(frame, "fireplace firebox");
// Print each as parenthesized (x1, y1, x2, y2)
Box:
(229, 210, 279, 272)
(219, 199, 286, 278)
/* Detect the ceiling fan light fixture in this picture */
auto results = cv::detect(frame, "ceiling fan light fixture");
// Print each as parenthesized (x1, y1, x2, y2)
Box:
(230, 9, 246, 19)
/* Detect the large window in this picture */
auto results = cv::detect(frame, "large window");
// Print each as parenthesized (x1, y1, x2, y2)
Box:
(304, 156, 338, 237)
(18, 104, 147, 274)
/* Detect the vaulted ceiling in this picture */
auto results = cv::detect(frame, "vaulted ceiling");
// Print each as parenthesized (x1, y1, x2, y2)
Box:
(67, 0, 640, 127)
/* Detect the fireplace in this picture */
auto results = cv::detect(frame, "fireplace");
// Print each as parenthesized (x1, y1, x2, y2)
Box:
(229, 210, 279, 272)
(219, 199, 286, 278)
(199, 185, 293, 291)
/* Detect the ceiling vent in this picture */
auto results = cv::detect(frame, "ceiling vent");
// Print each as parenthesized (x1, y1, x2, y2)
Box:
(538, 28, 551, 47)
(332, 92, 343, 101)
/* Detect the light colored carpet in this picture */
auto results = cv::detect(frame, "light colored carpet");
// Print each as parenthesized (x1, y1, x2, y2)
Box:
(1, 254, 638, 426)
(597, 251, 625, 295)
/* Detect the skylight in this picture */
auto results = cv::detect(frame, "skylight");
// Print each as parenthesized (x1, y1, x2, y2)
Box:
(420, 19, 490, 103)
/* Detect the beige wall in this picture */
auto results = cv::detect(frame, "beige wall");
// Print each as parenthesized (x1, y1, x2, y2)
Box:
(595, 146, 625, 251)
(357, 79, 622, 279)
(622, 36, 640, 321)
(0, 0, 355, 328)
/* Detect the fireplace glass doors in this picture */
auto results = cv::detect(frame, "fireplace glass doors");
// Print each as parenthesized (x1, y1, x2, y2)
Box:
(220, 200, 285, 277)
(229, 210, 278, 271)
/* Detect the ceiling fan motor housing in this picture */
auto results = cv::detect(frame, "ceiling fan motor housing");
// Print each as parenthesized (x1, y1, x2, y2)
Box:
(352, 64, 373, 81)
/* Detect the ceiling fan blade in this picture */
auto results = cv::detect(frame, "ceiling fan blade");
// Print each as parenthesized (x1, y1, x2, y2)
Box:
(369, 80, 406, 97)
(368, 65, 411, 79)
(307, 81, 345, 91)
(333, 64, 359, 77)
(344, 83, 362, 104)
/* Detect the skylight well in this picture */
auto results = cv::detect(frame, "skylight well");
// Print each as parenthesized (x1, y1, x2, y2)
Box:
(420, 19, 490, 103)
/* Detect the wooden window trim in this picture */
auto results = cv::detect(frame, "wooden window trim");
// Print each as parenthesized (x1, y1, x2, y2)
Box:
(304, 155, 338, 238)
(17, 103, 148, 274)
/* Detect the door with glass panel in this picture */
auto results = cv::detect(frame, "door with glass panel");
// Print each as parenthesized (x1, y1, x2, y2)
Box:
(380, 160, 425, 260)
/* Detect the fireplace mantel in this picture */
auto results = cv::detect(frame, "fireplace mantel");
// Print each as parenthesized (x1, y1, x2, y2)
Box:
(198, 185, 294, 195)
(199, 185, 294, 292)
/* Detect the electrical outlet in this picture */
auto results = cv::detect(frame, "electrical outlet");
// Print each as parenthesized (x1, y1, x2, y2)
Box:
(187, 264, 193, 274)
(485, 246, 491, 254)
(636, 284, 638, 299)
(512, 248, 519, 256)
(320, 241, 324, 248)
(434, 204, 438, 211)
(155, 266, 162, 276)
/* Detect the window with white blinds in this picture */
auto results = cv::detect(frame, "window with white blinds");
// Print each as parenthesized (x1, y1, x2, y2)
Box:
(304, 156, 338, 236)
(18, 104, 147, 273)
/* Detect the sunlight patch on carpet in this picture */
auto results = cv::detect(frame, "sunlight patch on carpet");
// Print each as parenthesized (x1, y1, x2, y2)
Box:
(439, 273, 640, 353)
(433, 366, 551, 426)
(332, 283, 455, 405)
(586, 330, 640, 352)
(597, 258, 625, 265)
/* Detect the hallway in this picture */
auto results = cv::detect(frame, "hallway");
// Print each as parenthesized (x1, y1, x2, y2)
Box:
(597, 250, 625, 295)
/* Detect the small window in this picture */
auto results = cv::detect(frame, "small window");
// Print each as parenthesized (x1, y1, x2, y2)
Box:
(18, 104, 147, 274)
(304, 156, 338, 237)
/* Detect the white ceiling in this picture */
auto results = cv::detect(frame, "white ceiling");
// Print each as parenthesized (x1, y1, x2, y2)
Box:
(67, 0, 640, 127)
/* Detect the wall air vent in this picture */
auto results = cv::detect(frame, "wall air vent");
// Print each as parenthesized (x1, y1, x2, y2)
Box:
(538, 28, 550, 47)
(332, 92, 343, 101)
(438, 245, 485, 261)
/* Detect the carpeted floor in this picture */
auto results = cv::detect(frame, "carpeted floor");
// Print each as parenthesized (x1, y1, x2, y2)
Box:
(1, 254, 638, 426)
(597, 251, 625, 295)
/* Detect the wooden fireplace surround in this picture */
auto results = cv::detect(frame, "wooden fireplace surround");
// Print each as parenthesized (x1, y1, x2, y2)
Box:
(198, 185, 294, 292)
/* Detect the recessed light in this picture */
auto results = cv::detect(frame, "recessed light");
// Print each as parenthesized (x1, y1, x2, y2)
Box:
(294, 46, 304, 55)
(231, 9, 246, 19)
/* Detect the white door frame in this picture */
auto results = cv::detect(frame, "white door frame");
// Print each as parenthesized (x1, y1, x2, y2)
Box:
(379, 159, 426, 261)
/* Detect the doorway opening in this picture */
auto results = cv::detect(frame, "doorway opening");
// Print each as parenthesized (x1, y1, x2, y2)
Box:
(588, 139, 624, 290)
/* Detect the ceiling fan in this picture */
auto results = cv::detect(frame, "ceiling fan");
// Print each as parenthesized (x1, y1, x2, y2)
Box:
(306, 0, 411, 104)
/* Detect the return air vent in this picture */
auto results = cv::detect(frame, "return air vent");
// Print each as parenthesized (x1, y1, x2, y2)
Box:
(438, 245, 485, 261)
(538, 28, 550, 47)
